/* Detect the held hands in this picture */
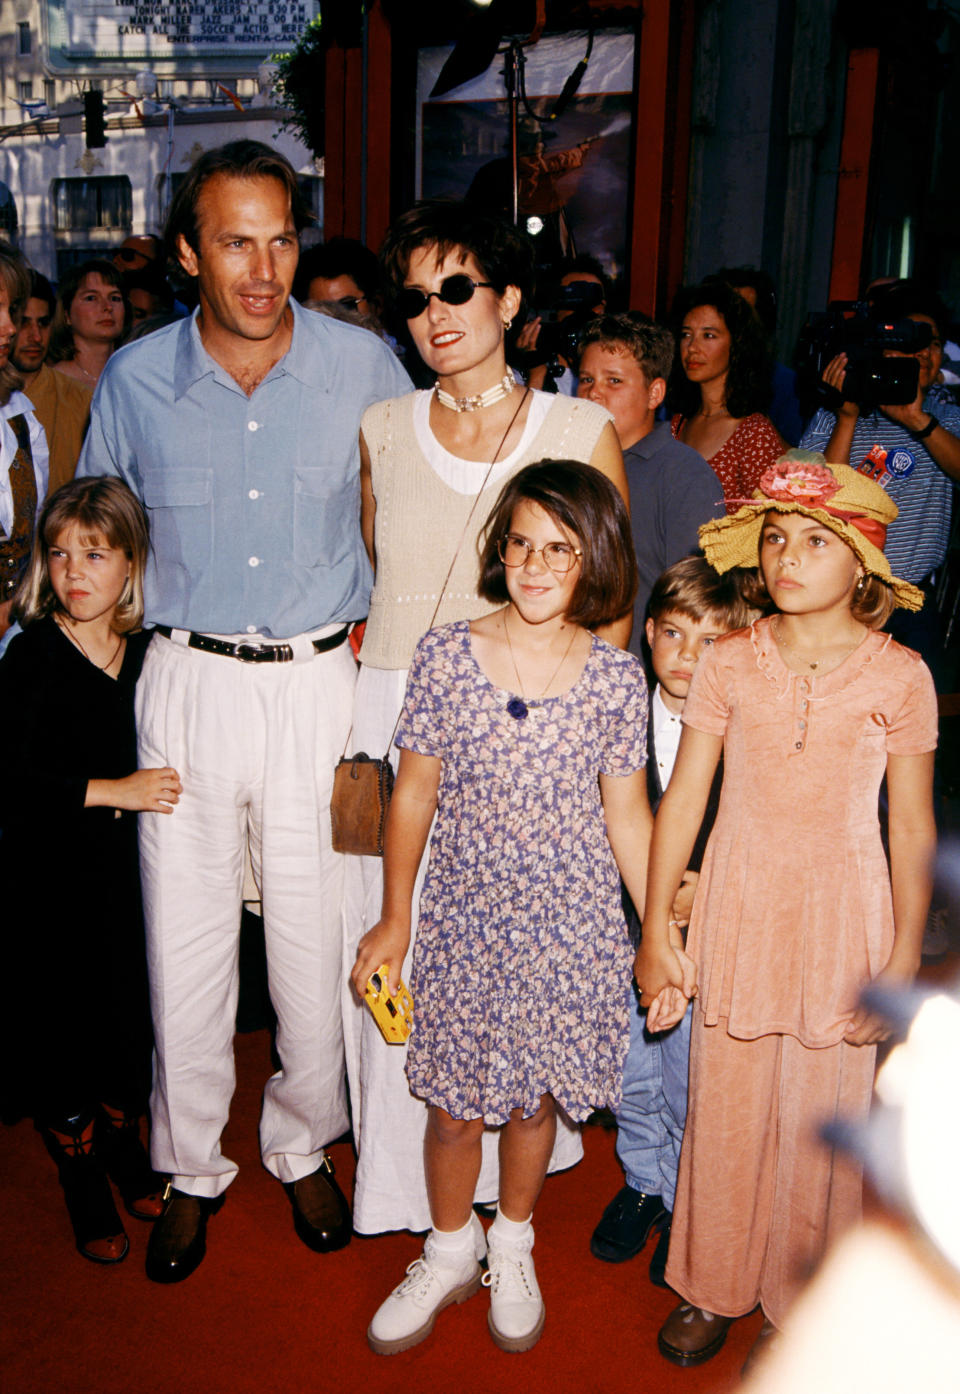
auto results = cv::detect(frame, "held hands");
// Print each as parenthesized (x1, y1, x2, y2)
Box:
(646, 986, 690, 1034)
(633, 934, 697, 1011)
(351, 918, 410, 1000)
(642, 924, 698, 1033)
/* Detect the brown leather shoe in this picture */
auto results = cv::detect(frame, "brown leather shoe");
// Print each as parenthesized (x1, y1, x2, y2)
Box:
(287, 1155, 351, 1253)
(658, 1302, 734, 1367)
(145, 1185, 224, 1284)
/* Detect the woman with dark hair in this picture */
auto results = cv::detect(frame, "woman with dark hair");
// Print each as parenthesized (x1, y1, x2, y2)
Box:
(344, 199, 628, 1238)
(49, 259, 127, 388)
(670, 283, 784, 510)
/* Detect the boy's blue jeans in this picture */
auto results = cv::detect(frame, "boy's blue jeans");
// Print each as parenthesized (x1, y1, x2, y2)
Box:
(615, 986, 692, 1213)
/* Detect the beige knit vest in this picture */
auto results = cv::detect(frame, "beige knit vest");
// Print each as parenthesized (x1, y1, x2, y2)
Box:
(359, 393, 611, 670)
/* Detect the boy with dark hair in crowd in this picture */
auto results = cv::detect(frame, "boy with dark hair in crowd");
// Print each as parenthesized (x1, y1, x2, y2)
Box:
(590, 556, 755, 1284)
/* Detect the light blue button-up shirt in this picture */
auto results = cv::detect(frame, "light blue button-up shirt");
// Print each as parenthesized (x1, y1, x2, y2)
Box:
(78, 299, 411, 637)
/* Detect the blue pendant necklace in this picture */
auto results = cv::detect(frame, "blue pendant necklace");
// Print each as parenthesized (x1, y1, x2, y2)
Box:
(502, 611, 577, 721)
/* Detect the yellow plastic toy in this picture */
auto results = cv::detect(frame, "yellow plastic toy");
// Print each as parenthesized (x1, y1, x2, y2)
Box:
(364, 964, 414, 1044)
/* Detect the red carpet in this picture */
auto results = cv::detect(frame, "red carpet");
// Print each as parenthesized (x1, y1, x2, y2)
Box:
(1, 1029, 759, 1394)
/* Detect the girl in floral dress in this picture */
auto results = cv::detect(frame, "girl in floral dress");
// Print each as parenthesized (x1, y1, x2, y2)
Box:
(352, 460, 652, 1355)
(636, 451, 938, 1371)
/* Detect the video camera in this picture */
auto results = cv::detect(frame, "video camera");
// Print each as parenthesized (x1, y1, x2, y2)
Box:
(795, 300, 931, 414)
(524, 281, 604, 371)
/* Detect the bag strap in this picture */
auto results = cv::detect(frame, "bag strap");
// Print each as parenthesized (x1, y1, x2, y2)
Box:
(342, 387, 531, 762)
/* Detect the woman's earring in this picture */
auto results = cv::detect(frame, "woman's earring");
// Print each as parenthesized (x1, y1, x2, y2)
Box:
(502, 317, 513, 332)
(856, 574, 865, 593)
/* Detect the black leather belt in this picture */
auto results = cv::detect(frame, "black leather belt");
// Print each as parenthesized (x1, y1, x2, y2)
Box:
(153, 625, 349, 663)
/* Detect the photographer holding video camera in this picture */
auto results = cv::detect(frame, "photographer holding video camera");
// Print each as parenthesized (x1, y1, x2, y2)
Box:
(799, 285, 960, 657)
(514, 255, 609, 394)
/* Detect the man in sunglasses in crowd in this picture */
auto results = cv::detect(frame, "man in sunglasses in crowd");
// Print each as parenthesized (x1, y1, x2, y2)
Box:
(295, 237, 406, 358)
(294, 236, 383, 319)
(79, 140, 410, 1284)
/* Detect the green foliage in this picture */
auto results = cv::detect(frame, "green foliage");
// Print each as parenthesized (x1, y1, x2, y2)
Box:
(273, 15, 326, 157)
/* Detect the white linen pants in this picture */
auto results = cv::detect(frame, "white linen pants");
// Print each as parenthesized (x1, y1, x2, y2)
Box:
(137, 629, 355, 1198)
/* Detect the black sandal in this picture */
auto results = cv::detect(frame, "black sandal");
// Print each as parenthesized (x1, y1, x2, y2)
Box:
(41, 1114, 129, 1264)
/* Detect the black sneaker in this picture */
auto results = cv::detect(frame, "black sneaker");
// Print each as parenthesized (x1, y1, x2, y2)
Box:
(590, 1185, 666, 1263)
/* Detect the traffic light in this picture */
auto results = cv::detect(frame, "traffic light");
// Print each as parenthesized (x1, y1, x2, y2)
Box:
(84, 90, 106, 147)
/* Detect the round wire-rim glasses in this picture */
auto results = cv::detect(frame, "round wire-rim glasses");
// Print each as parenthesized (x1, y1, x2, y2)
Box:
(497, 533, 583, 574)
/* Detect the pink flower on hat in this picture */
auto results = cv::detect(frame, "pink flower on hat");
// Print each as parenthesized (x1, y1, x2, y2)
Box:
(758, 460, 841, 507)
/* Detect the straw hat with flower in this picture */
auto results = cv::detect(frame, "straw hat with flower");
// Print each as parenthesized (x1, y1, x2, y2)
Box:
(697, 449, 925, 611)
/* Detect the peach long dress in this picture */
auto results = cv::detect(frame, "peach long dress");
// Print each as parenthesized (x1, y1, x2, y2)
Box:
(664, 618, 938, 1325)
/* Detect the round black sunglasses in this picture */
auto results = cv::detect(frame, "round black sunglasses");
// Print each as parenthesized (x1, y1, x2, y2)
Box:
(396, 274, 494, 320)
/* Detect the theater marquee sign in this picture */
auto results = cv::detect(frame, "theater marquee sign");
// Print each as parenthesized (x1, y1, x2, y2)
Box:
(44, 0, 318, 69)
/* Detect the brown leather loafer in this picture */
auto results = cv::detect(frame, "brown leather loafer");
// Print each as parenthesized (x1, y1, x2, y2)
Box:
(286, 1155, 351, 1253)
(145, 1186, 224, 1284)
(658, 1302, 733, 1367)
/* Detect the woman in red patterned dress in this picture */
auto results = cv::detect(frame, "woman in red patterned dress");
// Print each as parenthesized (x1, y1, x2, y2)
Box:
(670, 282, 784, 512)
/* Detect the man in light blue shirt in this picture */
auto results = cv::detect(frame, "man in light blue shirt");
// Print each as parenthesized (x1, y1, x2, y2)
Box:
(79, 141, 410, 1283)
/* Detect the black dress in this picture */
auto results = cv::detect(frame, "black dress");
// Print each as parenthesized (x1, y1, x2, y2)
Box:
(0, 617, 153, 1120)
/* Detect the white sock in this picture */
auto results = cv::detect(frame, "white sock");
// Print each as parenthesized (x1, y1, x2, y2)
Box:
(490, 1206, 533, 1242)
(430, 1216, 476, 1254)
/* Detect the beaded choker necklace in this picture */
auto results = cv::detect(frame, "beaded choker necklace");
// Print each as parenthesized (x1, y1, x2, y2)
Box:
(435, 372, 516, 413)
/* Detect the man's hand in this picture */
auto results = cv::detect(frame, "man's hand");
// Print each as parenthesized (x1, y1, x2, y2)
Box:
(821, 353, 859, 420)
(515, 316, 542, 355)
(877, 379, 929, 433)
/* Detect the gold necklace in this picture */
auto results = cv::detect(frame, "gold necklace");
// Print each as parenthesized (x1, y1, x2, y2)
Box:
(771, 616, 862, 672)
(502, 612, 579, 720)
(56, 613, 124, 671)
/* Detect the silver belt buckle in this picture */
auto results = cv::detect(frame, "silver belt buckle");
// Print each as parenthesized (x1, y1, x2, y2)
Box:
(235, 642, 268, 662)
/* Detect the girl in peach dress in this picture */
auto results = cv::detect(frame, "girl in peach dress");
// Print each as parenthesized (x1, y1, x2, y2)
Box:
(635, 451, 938, 1371)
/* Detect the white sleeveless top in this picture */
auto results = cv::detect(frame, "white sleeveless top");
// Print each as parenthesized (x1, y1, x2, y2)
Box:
(360, 389, 612, 670)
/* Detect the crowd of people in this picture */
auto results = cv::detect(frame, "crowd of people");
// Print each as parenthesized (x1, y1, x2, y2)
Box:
(0, 136, 954, 1377)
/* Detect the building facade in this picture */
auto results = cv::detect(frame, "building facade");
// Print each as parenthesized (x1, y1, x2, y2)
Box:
(0, 0, 319, 275)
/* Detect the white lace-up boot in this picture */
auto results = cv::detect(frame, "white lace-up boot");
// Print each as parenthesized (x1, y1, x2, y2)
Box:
(367, 1212, 486, 1355)
(482, 1212, 545, 1352)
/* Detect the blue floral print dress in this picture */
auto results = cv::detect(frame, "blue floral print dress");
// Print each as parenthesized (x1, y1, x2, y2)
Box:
(397, 621, 648, 1125)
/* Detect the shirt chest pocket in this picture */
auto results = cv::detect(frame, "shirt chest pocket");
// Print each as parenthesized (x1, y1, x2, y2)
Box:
(141, 468, 213, 571)
(294, 468, 355, 569)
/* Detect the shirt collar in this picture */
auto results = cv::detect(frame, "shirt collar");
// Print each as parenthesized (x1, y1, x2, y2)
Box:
(1, 388, 34, 420)
(652, 682, 682, 735)
(628, 420, 671, 460)
(172, 297, 330, 399)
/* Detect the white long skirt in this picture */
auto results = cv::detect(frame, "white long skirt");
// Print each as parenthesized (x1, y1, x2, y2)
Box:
(341, 662, 583, 1235)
